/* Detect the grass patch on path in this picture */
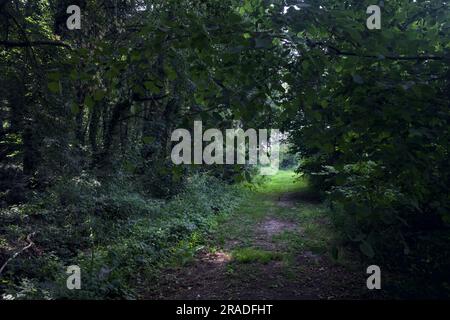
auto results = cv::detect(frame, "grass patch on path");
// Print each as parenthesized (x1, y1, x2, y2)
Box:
(232, 247, 282, 264)
(211, 170, 332, 257)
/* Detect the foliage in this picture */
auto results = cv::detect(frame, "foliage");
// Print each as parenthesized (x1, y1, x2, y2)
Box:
(281, 0, 450, 297)
(1, 0, 449, 299)
(0, 173, 242, 299)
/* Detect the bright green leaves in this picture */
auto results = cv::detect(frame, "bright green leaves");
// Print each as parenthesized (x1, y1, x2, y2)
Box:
(238, 0, 255, 15)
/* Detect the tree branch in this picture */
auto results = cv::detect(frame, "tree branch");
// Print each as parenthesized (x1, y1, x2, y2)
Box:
(0, 232, 36, 275)
(317, 42, 448, 61)
(334, 50, 446, 61)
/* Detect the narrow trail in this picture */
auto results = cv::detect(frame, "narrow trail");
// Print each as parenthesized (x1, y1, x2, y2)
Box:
(144, 171, 377, 300)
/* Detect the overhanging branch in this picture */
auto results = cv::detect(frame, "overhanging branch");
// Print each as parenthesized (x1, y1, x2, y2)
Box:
(313, 41, 448, 61)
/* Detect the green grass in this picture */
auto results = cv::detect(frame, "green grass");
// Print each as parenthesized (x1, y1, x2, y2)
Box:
(232, 247, 282, 264)
(206, 170, 336, 265)
(257, 170, 307, 195)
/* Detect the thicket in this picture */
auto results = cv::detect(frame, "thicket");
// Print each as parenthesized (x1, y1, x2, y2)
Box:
(0, 173, 242, 299)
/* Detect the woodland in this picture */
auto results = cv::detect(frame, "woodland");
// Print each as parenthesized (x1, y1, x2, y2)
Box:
(0, 0, 449, 299)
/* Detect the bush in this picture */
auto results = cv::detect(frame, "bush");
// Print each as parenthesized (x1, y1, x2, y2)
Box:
(0, 173, 243, 299)
(325, 160, 450, 298)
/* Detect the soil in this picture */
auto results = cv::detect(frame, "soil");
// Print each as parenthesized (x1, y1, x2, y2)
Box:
(142, 189, 376, 300)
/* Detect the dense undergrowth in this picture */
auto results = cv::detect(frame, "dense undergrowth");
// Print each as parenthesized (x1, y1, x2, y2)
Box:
(0, 173, 243, 299)
(302, 160, 450, 298)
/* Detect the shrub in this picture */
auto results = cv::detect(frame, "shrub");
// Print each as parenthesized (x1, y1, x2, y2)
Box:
(0, 173, 243, 299)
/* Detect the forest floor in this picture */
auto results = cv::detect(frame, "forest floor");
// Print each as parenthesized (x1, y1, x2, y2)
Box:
(142, 171, 382, 300)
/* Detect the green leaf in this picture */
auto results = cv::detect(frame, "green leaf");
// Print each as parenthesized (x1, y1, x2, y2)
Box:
(124, 161, 136, 173)
(93, 90, 106, 101)
(84, 95, 94, 110)
(131, 51, 141, 62)
(243, 0, 253, 13)
(48, 82, 60, 93)
(71, 102, 79, 114)
(48, 72, 61, 81)
(142, 136, 155, 144)
(144, 81, 161, 94)
(70, 70, 78, 81)
(164, 64, 177, 81)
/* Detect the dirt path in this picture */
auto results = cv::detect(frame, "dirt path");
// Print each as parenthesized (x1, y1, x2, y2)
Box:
(143, 171, 379, 300)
